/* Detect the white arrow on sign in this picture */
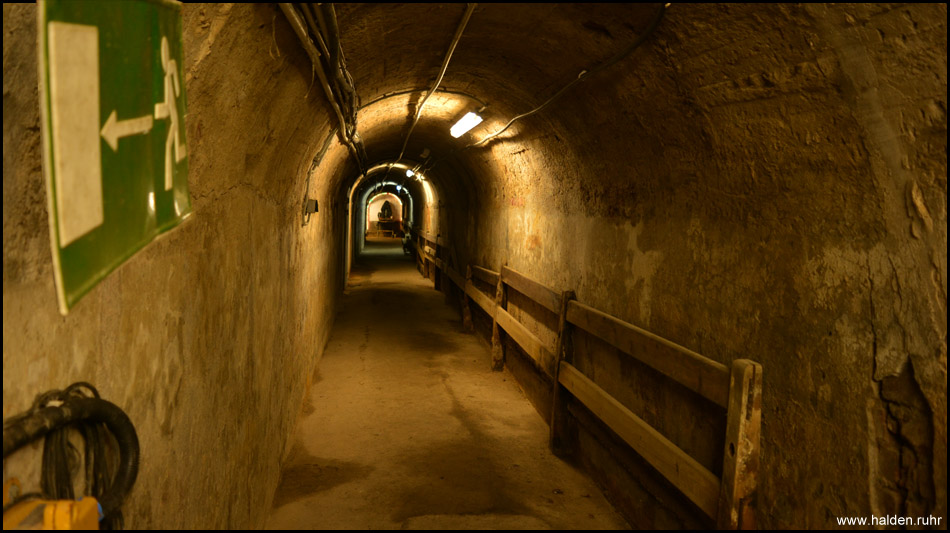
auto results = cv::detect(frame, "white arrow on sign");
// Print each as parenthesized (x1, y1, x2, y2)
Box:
(100, 109, 153, 151)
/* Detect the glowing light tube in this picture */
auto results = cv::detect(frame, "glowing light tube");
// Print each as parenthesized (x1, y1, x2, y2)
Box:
(450, 112, 483, 138)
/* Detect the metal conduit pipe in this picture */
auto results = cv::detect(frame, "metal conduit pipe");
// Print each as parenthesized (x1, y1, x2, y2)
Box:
(300, 3, 356, 142)
(279, 4, 347, 140)
(317, 3, 358, 118)
(309, 3, 357, 130)
(279, 3, 366, 174)
(311, 126, 339, 169)
(390, 3, 477, 173)
(359, 87, 488, 112)
(468, 2, 668, 149)
(310, 2, 330, 41)
(311, 3, 362, 165)
(416, 2, 668, 178)
(300, 5, 331, 66)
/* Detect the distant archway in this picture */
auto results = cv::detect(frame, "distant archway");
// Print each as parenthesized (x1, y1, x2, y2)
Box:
(366, 192, 402, 236)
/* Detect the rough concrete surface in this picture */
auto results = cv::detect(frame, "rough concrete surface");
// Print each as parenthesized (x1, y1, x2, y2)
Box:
(3, 2, 946, 530)
(320, 4, 947, 527)
(4, 4, 343, 528)
(427, 4, 947, 528)
(267, 239, 627, 530)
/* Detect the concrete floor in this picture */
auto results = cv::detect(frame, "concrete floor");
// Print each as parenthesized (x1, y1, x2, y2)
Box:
(265, 238, 628, 530)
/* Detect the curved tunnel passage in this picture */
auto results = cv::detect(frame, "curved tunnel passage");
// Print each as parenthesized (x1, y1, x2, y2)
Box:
(266, 238, 629, 529)
(3, 2, 947, 529)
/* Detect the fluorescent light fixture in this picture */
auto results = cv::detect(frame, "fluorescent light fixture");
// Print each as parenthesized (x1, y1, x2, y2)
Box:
(450, 112, 483, 138)
(406, 169, 414, 177)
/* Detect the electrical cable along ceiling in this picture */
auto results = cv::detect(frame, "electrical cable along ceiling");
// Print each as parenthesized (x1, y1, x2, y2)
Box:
(279, 2, 367, 176)
(280, 3, 670, 192)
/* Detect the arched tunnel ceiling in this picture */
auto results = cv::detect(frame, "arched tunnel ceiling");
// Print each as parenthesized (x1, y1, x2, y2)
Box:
(327, 3, 666, 199)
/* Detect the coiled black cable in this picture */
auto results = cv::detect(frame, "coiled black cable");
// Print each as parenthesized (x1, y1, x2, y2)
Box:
(3, 383, 139, 530)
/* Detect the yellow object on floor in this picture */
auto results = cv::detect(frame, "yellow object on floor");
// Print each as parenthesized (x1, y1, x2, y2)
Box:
(3, 497, 99, 530)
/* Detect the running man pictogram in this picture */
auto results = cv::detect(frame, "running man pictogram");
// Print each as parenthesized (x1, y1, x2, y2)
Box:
(154, 36, 186, 190)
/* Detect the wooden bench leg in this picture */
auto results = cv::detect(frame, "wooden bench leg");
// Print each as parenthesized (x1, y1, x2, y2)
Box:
(461, 266, 474, 331)
(490, 269, 507, 371)
(717, 359, 762, 530)
(550, 290, 576, 456)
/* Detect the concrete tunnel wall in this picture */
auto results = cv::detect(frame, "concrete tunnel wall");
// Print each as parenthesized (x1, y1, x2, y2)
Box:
(323, 3, 947, 528)
(3, 4, 345, 528)
(2, 2, 946, 530)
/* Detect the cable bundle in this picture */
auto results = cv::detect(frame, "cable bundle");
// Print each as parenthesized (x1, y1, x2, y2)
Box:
(279, 3, 369, 175)
(2, 382, 139, 530)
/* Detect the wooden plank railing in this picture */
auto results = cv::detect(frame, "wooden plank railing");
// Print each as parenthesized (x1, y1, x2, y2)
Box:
(494, 306, 557, 376)
(501, 266, 560, 314)
(471, 265, 499, 286)
(557, 361, 721, 518)
(416, 248, 761, 530)
(444, 263, 465, 288)
(465, 280, 496, 318)
(566, 301, 731, 408)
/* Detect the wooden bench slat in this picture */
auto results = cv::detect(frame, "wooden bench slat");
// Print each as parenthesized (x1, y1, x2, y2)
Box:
(501, 266, 560, 314)
(471, 265, 500, 286)
(464, 281, 496, 319)
(445, 266, 465, 288)
(495, 307, 556, 376)
(558, 362, 721, 518)
(566, 301, 730, 407)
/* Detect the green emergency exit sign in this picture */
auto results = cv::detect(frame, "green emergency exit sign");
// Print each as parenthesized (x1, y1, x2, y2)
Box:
(39, 0, 192, 314)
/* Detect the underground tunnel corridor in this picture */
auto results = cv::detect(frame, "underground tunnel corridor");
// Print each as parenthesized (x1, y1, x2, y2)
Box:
(265, 237, 627, 529)
(3, 1, 946, 530)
